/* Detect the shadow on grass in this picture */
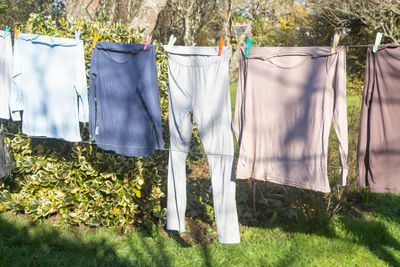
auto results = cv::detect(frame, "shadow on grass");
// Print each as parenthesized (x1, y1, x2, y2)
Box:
(243, 194, 400, 267)
(0, 214, 176, 266)
(339, 216, 400, 266)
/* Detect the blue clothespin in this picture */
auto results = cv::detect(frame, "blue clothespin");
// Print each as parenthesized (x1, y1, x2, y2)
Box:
(75, 30, 80, 40)
(245, 37, 253, 58)
(3, 26, 11, 39)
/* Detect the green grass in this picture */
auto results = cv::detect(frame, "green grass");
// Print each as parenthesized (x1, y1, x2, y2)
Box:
(1, 84, 398, 266)
(0, 193, 399, 266)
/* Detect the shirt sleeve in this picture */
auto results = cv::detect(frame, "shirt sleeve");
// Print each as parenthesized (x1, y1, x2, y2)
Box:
(356, 47, 374, 187)
(0, 32, 12, 120)
(88, 48, 97, 141)
(75, 41, 89, 122)
(232, 48, 246, 146)
(9, 38, 23, 121)
(139, 46, 164, 149)
(331, 47, 349, 186)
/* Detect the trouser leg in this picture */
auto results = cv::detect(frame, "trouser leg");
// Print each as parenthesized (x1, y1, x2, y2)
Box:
(166, 112, 192, 232)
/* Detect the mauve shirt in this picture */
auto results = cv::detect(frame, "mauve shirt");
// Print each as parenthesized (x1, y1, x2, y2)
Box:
(357, 44, 400, 193)
(233, 46, 349, 193)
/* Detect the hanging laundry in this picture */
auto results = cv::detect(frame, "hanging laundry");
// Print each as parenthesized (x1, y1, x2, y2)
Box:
(164, 46, 240, 244)
(0, 127, 14, 179)
(89, 42, 164, 156)
(358, 44, 400, 193)
(11, 33, 88, 141)
(233, 46, 349, 193)
(0, 30, 12, 119)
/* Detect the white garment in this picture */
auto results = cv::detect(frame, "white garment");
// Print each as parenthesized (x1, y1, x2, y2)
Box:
(164, 46, 240, 244)
(0, 30, 12, 119)
(11, 33, 88, 141)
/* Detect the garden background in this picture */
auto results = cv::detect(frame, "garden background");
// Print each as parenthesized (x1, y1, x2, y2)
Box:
(0, 1, 399, 266)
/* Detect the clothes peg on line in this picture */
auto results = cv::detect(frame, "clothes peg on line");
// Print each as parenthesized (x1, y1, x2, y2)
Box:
(218, 36, 225, 56)
(168, 34, 176, 48)
(92, 34, 99, 49)
(3, 26, 11, 39)
(373, 32, 383, 53)
(14, 27, 20, 40)
(331, 32, 340, 54)
(75, 30, 80, 40)
(245, 37, 253, 58)
(144, 35, 152, 50)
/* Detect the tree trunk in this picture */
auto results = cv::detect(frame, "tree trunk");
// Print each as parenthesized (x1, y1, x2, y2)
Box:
(223, 0, 233, 46)
(129, 0, 168, 36)
(65, 0, 98, 21)
(182, 0, 197, 46)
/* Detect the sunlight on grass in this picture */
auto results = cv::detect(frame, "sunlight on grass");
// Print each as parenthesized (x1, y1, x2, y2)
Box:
(1, 200, 399, 267)
(0, 84, 398, 266)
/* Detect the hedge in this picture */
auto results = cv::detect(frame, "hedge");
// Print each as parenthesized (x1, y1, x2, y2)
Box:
(0, 14, 172, 228)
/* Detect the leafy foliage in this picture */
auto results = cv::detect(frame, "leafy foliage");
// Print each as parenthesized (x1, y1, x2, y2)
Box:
(0, 14, 170, 229)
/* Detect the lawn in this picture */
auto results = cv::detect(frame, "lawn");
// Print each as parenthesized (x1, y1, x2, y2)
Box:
(0, 192, 399, 266)
(0, 85, 399, 266)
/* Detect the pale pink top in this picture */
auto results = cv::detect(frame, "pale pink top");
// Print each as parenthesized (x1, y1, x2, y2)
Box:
(233, 46, 348, 193)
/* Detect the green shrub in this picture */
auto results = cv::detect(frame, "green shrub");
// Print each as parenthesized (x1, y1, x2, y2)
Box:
(0, 14, 171, 228)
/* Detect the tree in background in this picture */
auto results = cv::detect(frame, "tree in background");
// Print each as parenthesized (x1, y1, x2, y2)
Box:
(0, 0, 65, 27)
(311, 0, 400, 43)
(252, 2, 334, 47)
(153, 0, 224, 46)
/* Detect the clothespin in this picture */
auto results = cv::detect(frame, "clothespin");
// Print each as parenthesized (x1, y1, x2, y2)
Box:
(75, 30, 80, 40)
(168, 34, 176, 48)
(3, 26, 11, 39)
(144, 35, 152, 50)
(245, 37, 253, 58)
(218, 36, 225, 56)
(14, 27, 20, 40)
(92, 34, 99, 49)
(331, 32, 340, 54)
(373, 32, 383, 53)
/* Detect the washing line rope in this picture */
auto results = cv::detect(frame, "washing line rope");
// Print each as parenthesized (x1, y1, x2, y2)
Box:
(1, 131, 357, 170)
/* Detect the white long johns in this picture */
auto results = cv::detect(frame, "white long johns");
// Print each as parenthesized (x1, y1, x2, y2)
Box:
(164, 46, 240, 244)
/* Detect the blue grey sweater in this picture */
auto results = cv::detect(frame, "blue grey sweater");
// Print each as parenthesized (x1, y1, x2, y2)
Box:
(89, 42, 164, 156)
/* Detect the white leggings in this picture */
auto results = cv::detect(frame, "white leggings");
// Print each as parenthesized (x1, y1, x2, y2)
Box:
(164, 46, 240, 244)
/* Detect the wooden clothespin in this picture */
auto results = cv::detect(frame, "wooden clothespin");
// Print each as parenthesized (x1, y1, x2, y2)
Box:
(373, 32, 383, 53)
(245, 37, 253, 58)
(331, 32, 341, 54)
(92, 34, 99, 49)
(75, 30, 80, 40)
(3, 26, 11, 39)
(218, 36, 225, 56)
(144, 35, 152, 50)
(167, 34, 176, 48)
(14, 27, 20, 40)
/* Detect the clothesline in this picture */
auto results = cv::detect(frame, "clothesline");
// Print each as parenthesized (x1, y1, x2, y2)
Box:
(80, 38, 372, 49)
(4, 27, 374, 48)
(1, 130, 357, 170)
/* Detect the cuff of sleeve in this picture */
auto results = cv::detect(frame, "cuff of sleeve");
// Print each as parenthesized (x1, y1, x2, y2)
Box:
(341, 168, 349, 186)
(157, 140, 165, 149)
(11, 111, 21, 121)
